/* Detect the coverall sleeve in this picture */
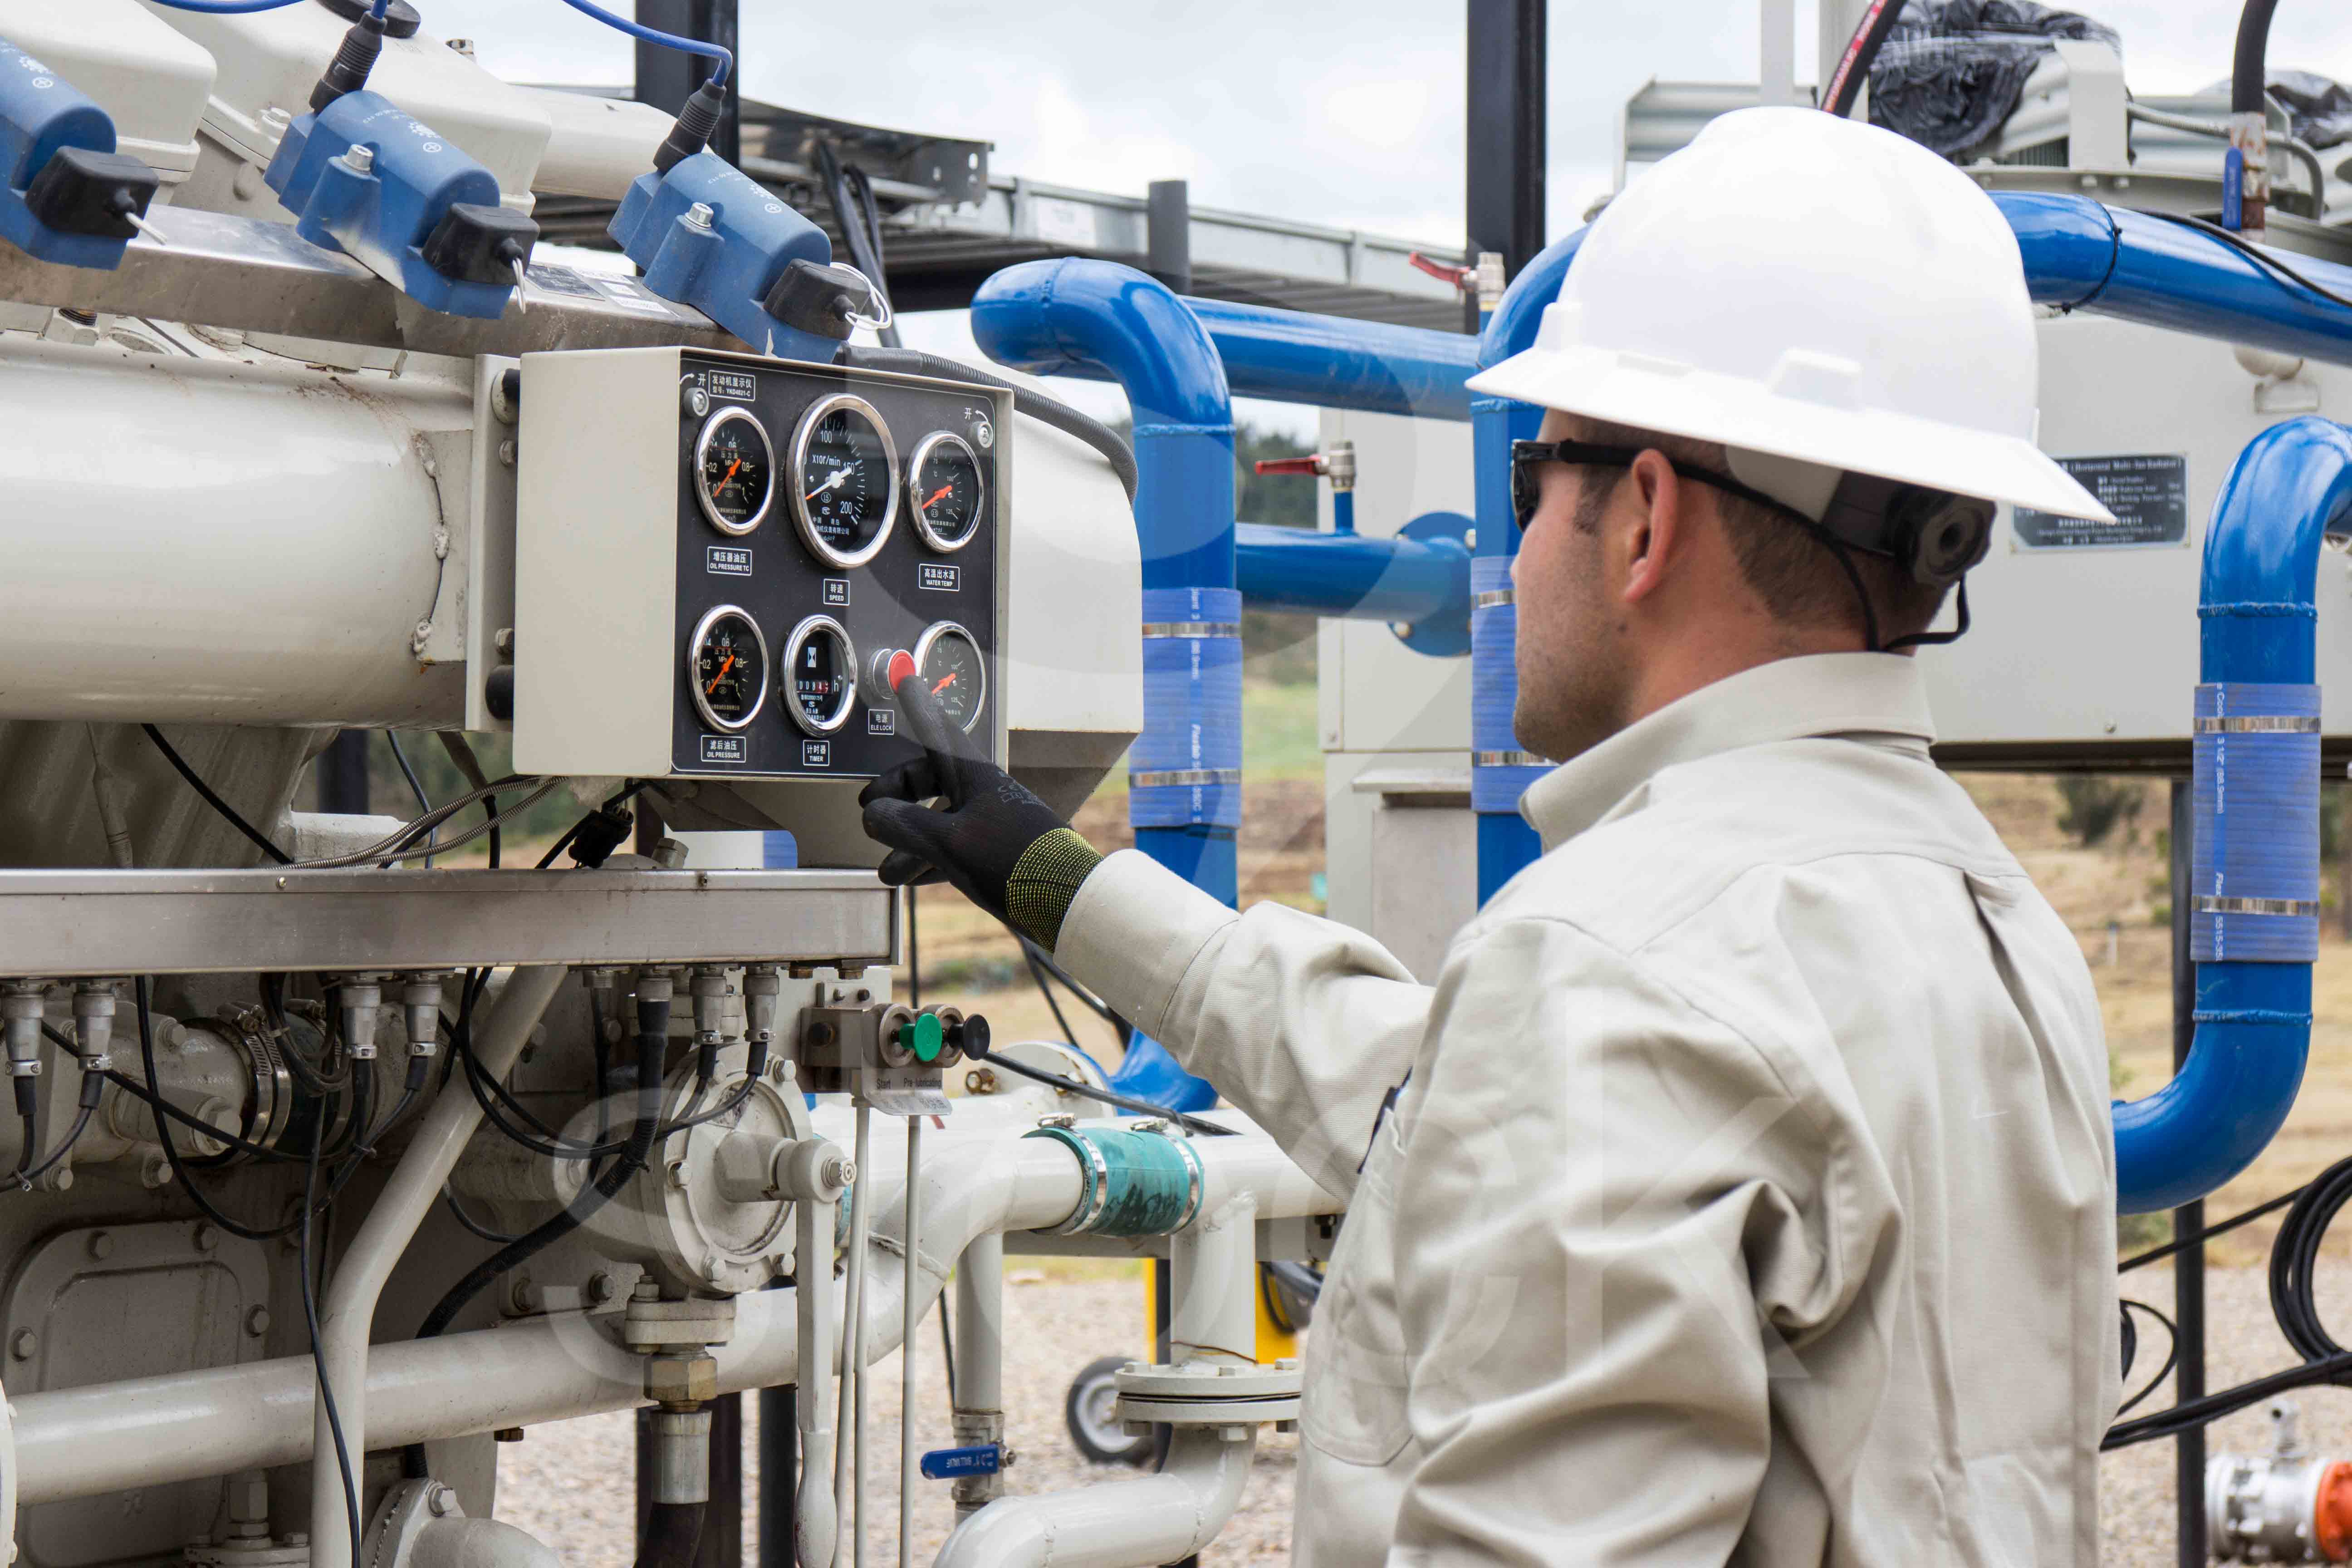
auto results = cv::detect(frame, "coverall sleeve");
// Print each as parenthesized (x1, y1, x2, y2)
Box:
(1054, 848, 1433, 1202)
(1382, 917, 1850, 1564)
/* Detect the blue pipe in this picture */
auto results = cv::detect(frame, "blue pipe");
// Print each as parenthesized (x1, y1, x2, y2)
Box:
(2001, 192, 2352, 368)
(1235, 522, 1470, 626)
(1180, 297, 1480, 421)
(1470, 230, 1587, 903)
(971, 258, 1229, 1113)
(2114, 417, 2348, 1213)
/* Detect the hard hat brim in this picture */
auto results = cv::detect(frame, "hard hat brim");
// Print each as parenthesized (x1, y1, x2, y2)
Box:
(1466, 344, 2118, 526)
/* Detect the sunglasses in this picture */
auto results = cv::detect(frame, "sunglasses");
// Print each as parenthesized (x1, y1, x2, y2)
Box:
(1508, 439, 1799, 534)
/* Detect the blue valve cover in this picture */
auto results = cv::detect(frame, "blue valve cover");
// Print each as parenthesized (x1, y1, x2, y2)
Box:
(917, 1445, 1003, 1481)
(265, 90, 517, 320)
(609, 152, 839, 361)
(0, 37, 131, 270)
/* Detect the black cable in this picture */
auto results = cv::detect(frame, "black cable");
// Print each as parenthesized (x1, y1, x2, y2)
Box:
(301, 1078, 364, 1563)
(2234, 0, 2280, 118)
(2122, 1185, 2304, 1270)
(142, 725, 292, 866)
(2117, 1299, 2180, 1418)
(965, 1043, 1232, 1136)
(941, 1289, 957, 1408)
(386, 732, 436, 869)
(835, 346, 1137, 502)
(2132, 208, 2352, 313)
(104, 1070, 309, 1163)
(1021, 942, 1083, 1049)
(2270, 1152, 2352, 1365)
(816, 140, 900, 349)
(139, 977, 308, 1240)
(1822, 0, 1904, 119)
(15, 1075, 102, 1190)
(2107, 1351, 2352, 1449)
(443, 1181, 524, 1245)
(1019, 937, 1127, 1034)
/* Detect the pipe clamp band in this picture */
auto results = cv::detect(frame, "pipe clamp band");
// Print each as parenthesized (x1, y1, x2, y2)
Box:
(1473, 751, 1548, 769)
(2192, 1008, 2315, 1027)
(2194, 681, 2321, 963)
(2196, 896, 2321, 917)
(1134, 588, 1242, 831)
(2195, 715, 2321, 733)
(1142, 622, 1241, 640)
(1024, 1125, 1203, 1236)
(1131, 768, 1242, 790)
(1474, 588, 1515, 608)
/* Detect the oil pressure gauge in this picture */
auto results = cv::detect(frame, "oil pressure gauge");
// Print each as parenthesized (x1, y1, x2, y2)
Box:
(913, 621, 986, 734)
(694, 408, 774, 535)
(783, 614, 859, 736)
(688, 606, 769, 731)
(907, 431, 985, 552)
(791, 395, 898, 568)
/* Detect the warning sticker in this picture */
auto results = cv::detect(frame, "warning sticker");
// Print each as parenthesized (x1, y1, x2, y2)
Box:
(2012, 454, 2190, 550)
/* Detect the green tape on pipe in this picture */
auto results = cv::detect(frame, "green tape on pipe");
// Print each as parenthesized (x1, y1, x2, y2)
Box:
(1024, 1124, 1204, 1237)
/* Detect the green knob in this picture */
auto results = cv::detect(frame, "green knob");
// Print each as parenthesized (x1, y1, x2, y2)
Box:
(898, 1012, 944, 1064)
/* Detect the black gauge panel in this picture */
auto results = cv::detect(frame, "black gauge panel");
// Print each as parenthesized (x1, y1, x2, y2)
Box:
(670, 354, 1002, 782)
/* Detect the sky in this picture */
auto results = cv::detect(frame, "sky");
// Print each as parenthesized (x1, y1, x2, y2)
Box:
(455, 0, 2352, 431)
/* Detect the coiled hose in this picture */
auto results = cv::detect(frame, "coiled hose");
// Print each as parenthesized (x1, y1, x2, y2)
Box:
(833, 344, 1137, 501)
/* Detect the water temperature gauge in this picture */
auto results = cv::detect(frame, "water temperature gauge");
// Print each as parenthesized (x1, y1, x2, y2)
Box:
(783, 614, 859, 736)
(907, 431, 985, 552)
(913, 621, 986, 734)
(687, 606, 769, 731)
(694, 408, 773, 535)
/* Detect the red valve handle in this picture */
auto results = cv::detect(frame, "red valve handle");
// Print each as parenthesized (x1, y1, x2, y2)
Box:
(1253, 456, 1328, 477)
(1408, 250, 1476, 291)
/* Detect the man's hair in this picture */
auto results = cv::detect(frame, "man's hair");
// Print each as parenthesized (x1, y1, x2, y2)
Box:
(1566, 416, 1950, 642)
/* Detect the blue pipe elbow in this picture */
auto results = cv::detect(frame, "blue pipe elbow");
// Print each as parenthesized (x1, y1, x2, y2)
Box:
(1235, 521, 1470, 627)
(2113, 416, 2352, 1213)
(1180, 296, 1480, 421)
(972, 258, 1230, 432)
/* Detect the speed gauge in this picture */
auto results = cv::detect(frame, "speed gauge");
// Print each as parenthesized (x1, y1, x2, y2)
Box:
(687, 607, 769, 731)
(913, 621, 986, 734)
(694, 408, 773, 535)
(907, 432, 985, 552)
(790, 395, 899, 569)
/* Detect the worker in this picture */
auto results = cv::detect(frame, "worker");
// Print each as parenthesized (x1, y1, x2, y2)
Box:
(866, 106, 2120, 1565)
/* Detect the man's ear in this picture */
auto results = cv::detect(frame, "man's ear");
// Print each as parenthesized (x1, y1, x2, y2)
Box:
(1618, 449, 1684, 606)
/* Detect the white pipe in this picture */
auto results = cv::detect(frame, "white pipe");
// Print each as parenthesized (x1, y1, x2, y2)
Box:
(900, 1114, 923, 1568)
(11, 1133, 1333, 1505)
(309, 965, 568, 1568)
(930, 1429, 1257, 1568)
(1168, 1189, 1259, 1369)
(797, 1179, 842, 1568)
(839, 1103, 874, 1568)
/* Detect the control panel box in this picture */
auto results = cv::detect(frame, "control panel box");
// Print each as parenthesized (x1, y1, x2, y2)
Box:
(512, 346, 1010, 784)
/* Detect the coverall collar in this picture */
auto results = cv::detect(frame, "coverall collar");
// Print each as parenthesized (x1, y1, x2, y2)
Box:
(1519, 652, 1939, 850)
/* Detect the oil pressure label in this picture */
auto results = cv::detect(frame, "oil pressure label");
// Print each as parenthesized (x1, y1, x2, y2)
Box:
(700, 735, 748, 765)
(2012, 454, 2189, 550)
(706, 369, 758, 403)
(918, 564, 961, 593)
(706, 545, 753, 577)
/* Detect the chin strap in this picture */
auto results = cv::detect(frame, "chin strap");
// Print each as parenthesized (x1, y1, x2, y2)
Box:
(1883, 578, 1971, 652)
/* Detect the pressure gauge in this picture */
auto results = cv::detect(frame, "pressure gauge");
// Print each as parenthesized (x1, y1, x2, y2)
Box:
(790, 395, 899, 569)
(687, 606, 769, 731)
(693, 408, 774, 535)
(913, 621, 986, 734)
(906, 431, 985, 552)
(782, 614, 859, 736)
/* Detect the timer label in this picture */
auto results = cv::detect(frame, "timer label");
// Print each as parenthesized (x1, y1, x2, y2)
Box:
(700, 735, 748, 765)
(918, 564, 961, 594)
(706, 369, 758, 403)
(802, 740, 833, 769)
(821, 578, 851, 607)
(706, 545, 753, 577)
(867, 709, 897, 736)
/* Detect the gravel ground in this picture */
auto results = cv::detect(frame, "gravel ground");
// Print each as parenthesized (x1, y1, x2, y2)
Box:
(495, 1266, 1299, 1564)
(501, 1257, 2352, 1565)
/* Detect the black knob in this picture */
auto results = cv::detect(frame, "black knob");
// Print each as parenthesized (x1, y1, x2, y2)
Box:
(945, 1013, 990, 1060)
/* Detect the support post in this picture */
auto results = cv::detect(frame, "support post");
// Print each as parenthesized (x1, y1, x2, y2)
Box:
(1147, 181, 1191, 296)
(1463, 0, 1544, 333)
(758, 1386, 796, 1565)
(634, 0, 741, 164)
(2170, 778, 2206, 1568)
(319, 731, 369, 814)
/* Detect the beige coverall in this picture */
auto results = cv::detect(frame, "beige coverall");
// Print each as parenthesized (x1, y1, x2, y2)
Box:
(1056, 652, 2120, 1565)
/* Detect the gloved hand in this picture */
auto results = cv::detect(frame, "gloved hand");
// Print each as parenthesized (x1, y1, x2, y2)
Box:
(858, 653, 1103, 949)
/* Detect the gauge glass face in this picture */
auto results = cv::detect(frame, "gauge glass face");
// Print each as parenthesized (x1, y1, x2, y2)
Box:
(916, 624, 985, 734)
(789, 620, 857, 734)
(794, 400, 896, 565)
(910, 434, 984, 551)
(696, 412, 772, 534)
(691, 610, 766, 730)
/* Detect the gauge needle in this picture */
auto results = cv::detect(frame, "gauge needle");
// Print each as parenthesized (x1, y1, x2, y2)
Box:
(705, 653, 736, 695)
(931, 671, 958, 695)
(921, 484, 955, 511)
(804, 469, 851, 502)
(717, 459, 743, 492)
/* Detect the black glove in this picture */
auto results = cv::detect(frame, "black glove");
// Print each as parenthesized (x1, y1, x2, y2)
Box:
(859, 659, 1102, 948)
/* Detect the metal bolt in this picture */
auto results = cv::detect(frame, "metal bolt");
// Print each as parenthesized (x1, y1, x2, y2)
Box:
(666, 1160, 690, 1190)
(973, 419, 995, 450)
(1464, 528, 1477, 549)
(193, 1223, 219, 1252)
(426, 1482, 457, 1517)
(344, 144, 376, 176)
(1000, 1446, 1018, 1467)
(826, 1153, 856, 1187)
(246, 1307, 272, 1337)
(446, 37, 476, 56)
(1038, 1113, 1076, 1130)
(682, 383, 711, 419)
(9, 1332, 34, 1361)
(1389, 622, 1412, 638)
(1129, 1118, 1167, 1135)
(141, 1152, 171, 1189)
(86, 1231, 112, 1260)
(703, 1255, 729, 1285)
(685, 202, 716, 230)
(498, 437, 517, 468)
(965, 1068, 998, 1094)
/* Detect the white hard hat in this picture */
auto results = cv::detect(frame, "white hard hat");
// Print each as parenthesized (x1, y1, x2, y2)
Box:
(1468, 106, 2112, 525)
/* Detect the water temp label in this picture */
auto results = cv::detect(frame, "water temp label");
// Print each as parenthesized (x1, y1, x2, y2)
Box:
(2012, 454, 2190, 550)
(706, 545, 753, 577)
(700, 735, 748, 765)
(919, 563, 961, 593)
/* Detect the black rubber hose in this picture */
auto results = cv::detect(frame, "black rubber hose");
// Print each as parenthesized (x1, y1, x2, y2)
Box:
(2234, 0, 2280, 115)
(833, 344, 1138, 503)
(1822, 0, 1906, 120)
(636, 1501, 706, 1568)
